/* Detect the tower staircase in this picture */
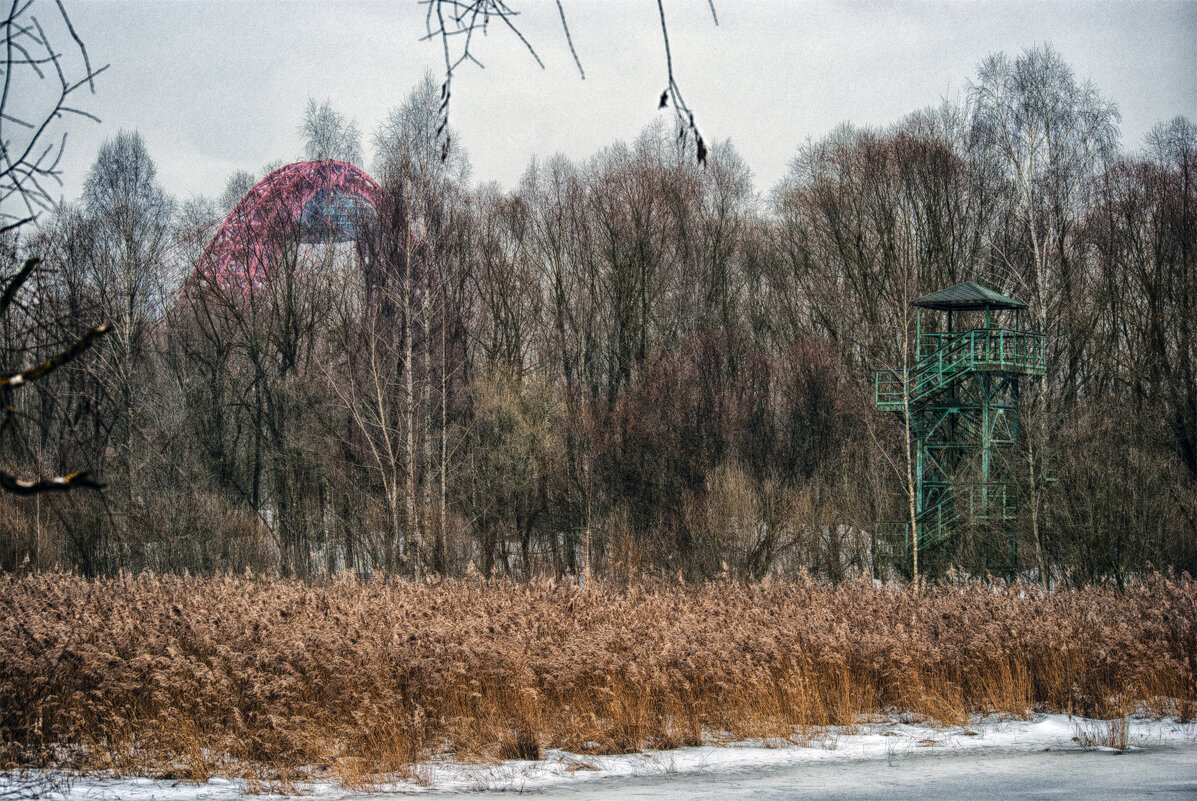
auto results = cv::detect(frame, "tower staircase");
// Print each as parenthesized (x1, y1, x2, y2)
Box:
(873, 282, 1045, 570)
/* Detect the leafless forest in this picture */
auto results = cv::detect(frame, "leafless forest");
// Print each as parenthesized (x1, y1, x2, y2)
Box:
(2, 40, 1195, 585)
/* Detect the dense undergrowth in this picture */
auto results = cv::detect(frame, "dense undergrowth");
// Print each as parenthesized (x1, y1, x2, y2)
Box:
(1, 573, 1194, 786)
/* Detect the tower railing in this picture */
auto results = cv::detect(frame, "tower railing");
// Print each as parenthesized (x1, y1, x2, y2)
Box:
(875, 328, 1045, 410)
(872, 283, 1042, 574)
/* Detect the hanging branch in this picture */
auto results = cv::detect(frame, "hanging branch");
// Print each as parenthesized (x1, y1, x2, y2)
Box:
(1, 0, 108, 226)
(420, 1, 717, 167)
(554, 0, 584, 80)
(656, 0, 715, 167)
(422, 1, 562, 162)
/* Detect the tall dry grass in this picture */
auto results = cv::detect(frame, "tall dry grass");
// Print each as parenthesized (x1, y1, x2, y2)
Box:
(1, 573, 1193, 784)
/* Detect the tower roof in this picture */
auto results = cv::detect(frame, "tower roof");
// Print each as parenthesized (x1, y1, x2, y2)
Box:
(912, 281, 1027, 311)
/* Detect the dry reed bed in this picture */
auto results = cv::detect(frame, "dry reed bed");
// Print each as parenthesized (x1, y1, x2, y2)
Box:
(1, 573, 1194, 782)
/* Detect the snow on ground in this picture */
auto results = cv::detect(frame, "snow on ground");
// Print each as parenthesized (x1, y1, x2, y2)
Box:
(11, 714, 1197, 798)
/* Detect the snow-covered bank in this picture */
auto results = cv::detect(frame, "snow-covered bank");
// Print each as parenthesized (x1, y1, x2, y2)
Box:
(8, 714, 1195, 798)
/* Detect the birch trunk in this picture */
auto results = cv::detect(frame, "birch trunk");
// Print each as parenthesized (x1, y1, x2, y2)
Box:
(423, 267, 433, 576)
(902, 303, 919, 585)
(405, 232, 418, 575)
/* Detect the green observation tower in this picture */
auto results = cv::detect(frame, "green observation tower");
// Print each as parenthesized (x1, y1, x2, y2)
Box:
(874, 282, 1046, 575)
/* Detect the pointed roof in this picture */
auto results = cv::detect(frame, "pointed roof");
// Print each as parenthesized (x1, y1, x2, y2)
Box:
(912, 281, 1027, 311)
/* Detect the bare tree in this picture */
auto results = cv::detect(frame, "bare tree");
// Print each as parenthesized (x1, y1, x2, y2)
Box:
(1, 0, 108, 498)
(74, 131, 172, 558)
(300, 99, 363, 166)
(1, 0, 106, 230)
(970, 44, 1120, 586)
(326, 261, 413, 574)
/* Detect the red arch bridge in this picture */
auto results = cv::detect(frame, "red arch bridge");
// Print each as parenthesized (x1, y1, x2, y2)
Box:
(197, 160, 384, 288)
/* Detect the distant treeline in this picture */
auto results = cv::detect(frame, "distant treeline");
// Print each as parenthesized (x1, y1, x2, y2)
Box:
(2, 48, 1194, 584)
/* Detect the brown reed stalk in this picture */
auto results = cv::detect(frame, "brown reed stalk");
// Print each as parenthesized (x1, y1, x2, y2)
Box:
(0, 572, 1191, 780)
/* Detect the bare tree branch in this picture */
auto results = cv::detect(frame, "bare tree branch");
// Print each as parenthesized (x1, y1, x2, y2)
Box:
(0, 321, 110, 390)
(0, 256, 38, 313)
(419, 2, 712, 166)
(656, 0, 707, 166)
(1, 0, 107, 224)
(0, 467, 103, 494)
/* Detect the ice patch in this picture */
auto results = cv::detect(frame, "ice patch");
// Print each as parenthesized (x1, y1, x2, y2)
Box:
(10, 714, 1196, 797)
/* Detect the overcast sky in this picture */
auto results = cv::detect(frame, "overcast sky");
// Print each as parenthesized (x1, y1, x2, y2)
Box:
(28, 1, 1197, 208)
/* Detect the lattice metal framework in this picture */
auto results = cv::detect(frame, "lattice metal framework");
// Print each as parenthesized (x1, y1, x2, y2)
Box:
(197, 160, 382, 288)
(874, 282, 1046, 572)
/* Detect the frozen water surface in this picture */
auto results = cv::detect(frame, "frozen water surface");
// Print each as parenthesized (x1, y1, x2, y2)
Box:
(460, 747, 1197, 800)
(16, 715, 1197, 800)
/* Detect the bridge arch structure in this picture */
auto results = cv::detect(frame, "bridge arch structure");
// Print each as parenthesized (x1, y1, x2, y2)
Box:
(197, 160, 383, 288)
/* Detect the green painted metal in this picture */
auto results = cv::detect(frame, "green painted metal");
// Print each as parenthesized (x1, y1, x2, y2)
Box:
(911, 280, 1028, 311)
(875, 329, 1045, 410)
(873, 285, 1045, 574)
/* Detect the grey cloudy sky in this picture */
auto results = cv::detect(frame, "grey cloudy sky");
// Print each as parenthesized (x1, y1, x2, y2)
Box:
(38, 1, 1197, 206)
